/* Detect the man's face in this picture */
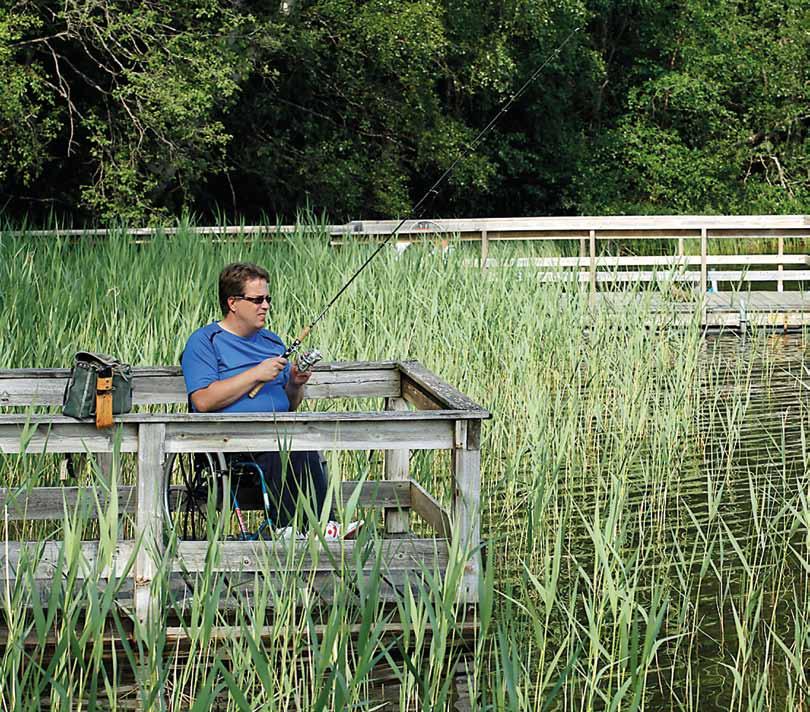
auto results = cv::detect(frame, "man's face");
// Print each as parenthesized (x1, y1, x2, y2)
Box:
(230, 277, 271, 331)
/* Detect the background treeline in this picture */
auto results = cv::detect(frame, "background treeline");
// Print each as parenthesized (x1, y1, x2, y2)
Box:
(0, 0, 807, 224)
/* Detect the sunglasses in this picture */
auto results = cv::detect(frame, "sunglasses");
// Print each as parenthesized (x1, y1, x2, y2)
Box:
(234, 294, 272, 306)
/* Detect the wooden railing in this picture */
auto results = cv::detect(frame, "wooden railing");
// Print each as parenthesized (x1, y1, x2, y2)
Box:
(13, 214, 810, 293)
(0, 361, 490, 622)
(335, 215, 810, 294)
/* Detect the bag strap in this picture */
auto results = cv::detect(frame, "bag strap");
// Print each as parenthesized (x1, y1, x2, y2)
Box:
(95, 366, 114, 429)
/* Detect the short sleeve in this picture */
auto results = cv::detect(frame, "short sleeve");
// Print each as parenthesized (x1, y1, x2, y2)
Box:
(181, 330, 220, 395)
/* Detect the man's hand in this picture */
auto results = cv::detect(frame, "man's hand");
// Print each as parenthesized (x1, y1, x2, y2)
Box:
(190, 356, 287, 412)
(288, 362, 312, 387)
(285, 362, 311, 410)
(256, 356, 288, 383)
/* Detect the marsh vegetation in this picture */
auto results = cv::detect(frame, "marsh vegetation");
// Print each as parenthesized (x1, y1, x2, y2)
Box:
(0, 225, 807, 710)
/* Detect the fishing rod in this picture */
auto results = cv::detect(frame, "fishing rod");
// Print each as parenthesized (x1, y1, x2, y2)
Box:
(250, 25, 581, 397)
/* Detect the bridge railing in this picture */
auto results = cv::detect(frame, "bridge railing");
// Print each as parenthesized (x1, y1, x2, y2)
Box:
(11, 214, 810, 293)
(335, 215, 810, 294)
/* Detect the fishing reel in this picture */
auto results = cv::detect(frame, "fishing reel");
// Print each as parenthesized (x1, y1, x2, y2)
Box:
(295, 348, 322, 373)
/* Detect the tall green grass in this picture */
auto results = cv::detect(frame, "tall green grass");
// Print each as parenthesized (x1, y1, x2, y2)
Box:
(0, 221, 808, 710)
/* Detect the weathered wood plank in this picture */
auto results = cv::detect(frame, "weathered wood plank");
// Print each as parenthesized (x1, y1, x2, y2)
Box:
(162, 419, 456, 452)
(398, 362, 489, 416)
(0, 409, 483, 425)
(0, 486, 137, 520)
(0, 361, 398, 379)
(0, 539, 452, 606)
(0, 540, 136, 580)
(192, 480, 411, 512)
(0, 480, 410, 522)
(135, 423, 165, 624)
(334, 215, 810, 235)
(0, 364, 400, 407)
(707, 311, 810, 328)
(528, 269, 810, 284)
(586, 292, 810, 327)
(166, 568, 463, 610)
(384, 397, 410, 535)
(163, 618, 475, 645)
(402, 379, 443, 411)
(528, 271, 702, 283)
(0, 421, 140, 454)
(410, 480, 452, 539)
(593, 291, 810, 311)
(486, 229, 693, 240)
(302, 369, 400, 399)
(174, 537, 449, 574)
(0, 411, 481, 454)
(452, 420, 482, 604)
(475, 254, 810, 269)
(708, 269, 810, 281)
(15, 225, 306, 238)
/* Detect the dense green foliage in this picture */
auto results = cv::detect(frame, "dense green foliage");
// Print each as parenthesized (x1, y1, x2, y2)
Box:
(0, 0, 807, 222)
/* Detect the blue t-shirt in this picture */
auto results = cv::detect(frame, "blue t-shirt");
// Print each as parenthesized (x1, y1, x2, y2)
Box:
(181, 322, 291, 413)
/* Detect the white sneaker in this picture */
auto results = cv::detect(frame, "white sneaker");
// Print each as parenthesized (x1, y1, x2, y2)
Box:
(324, 520, 364, 541)
(275, 526, 306, 541)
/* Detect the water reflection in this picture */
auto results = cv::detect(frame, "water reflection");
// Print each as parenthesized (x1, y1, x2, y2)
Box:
(660, 330, 808, 710)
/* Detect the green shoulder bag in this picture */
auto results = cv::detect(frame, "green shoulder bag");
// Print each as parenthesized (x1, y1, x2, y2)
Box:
(62, 351, 133, 424)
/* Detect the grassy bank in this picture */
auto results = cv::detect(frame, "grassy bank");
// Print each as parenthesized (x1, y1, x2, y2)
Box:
(1, 224, 808, 710)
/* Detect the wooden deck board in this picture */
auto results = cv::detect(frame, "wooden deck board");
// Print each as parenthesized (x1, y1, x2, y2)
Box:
(592, 290, 810, 327)
(0, 536, 452, 610)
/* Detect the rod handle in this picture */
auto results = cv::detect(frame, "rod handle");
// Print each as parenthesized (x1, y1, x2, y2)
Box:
(247, 326, 311, 399)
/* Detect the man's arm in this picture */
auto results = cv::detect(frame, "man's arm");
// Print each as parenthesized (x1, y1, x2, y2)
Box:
(191, 357, 287, 412)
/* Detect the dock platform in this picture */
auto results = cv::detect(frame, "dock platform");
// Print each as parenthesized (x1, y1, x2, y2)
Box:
(594, 290, 810, 328)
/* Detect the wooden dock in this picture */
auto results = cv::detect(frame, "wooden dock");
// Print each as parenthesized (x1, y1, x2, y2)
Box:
(0, 361, 490, 624)
(593, 290, 810, 328)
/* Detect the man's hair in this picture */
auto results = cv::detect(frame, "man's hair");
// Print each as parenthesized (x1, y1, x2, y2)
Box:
(218, 262, 270, 314)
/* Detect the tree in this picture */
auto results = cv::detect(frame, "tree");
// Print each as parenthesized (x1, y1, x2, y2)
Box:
(2, 0, 804, 222)
(573, 0, 809, 214)
(0, 0, 252, 220)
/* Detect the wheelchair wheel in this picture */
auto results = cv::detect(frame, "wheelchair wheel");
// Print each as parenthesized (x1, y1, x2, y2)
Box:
(163, 452, 227, 540)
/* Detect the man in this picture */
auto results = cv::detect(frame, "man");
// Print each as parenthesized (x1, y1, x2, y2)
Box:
(181, 262, 359, 539)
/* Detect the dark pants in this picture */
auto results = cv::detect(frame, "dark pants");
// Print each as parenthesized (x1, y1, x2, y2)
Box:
(229, 451, 334, 529)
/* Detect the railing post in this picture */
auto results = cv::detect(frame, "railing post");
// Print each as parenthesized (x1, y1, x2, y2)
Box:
(452, 419, 481, 603)
(480, 229, 489, 269)
(589, 229, 596, 297)
(700, 227, 708, 295)
(135, 423, 165, 625)
(700, 227, 709, 326)
(778, 234, 784, 293)
(384, 397, 410, 535)
(579, 234, 587, 279)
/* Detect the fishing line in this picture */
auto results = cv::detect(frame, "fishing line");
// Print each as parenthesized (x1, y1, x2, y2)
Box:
(251, 25, 581, 395)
